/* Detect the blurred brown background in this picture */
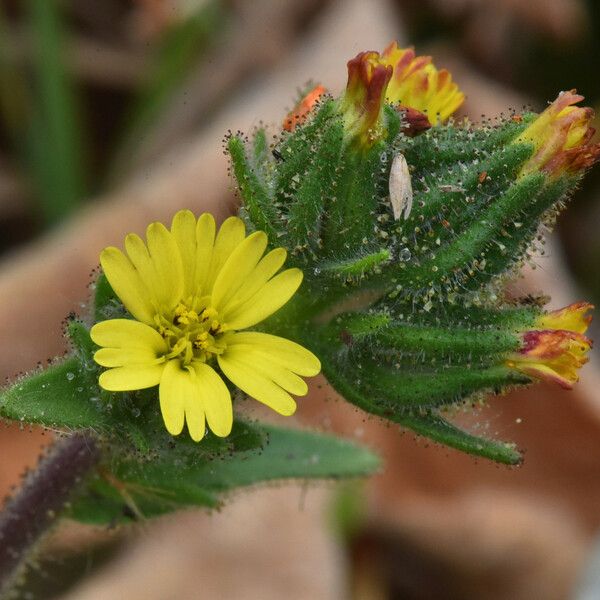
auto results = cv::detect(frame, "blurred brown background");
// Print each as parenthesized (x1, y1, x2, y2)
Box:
(1, 1, 600, 598)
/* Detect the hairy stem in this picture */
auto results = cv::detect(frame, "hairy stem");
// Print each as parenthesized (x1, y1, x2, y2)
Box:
(0, 431, 101, 596)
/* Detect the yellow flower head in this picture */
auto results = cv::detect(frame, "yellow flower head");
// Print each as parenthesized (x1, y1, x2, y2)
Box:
(91, 211, 321, 442)
(516, 90, 600, 177)
(380, 42, 465, 125)
(506, 302, 593, 389)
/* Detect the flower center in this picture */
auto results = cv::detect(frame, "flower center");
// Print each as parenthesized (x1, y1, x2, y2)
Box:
(156, 303, 228, 365)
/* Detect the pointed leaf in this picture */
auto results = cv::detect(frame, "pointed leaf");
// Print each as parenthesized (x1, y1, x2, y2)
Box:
(0, 358, 111, 431)
(397, 410, 522, 465)
(69, 424, 380, 525)
(229, 135, 279, 238)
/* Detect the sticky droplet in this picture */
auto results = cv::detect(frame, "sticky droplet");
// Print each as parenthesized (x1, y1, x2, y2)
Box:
(399, 248, 411, 262)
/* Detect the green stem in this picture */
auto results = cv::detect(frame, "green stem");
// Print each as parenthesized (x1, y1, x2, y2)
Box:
(0, 431, 101, 596)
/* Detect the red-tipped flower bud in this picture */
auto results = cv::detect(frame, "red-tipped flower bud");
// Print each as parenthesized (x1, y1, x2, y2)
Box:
(340, 51, 392, 147)
(283, 84, 327, 132)
(506, 302, 593, 389)
(516, 91, 600, 177)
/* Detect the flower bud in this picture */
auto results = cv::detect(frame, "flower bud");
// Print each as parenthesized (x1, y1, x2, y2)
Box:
(397, 106, 432, 137)
(339, 44, 464, 147)
(283, 84, 327, 132)
(516, 90, 600, 177)
(339, 51, 392, 147)
(506, 302, 593, 389)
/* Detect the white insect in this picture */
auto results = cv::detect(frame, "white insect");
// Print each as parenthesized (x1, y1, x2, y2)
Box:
(389, 153, 413, 220)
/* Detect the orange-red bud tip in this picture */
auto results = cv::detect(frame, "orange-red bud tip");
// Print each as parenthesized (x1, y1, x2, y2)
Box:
(283, 84, 327, 132)
(396, 105, 432, 136)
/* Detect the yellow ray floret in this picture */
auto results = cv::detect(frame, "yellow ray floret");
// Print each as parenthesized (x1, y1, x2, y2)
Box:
(91, 211, 321, 442)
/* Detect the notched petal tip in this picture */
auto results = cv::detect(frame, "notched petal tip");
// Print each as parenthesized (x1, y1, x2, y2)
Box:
(279, 400, 297, 417)
(173, 208, 196, 221)
(145, 220, 171, 239)
(304, 353, 322, 377)
(99, 245, 123, 264)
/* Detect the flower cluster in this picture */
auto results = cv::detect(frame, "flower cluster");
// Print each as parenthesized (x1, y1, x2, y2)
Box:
(88, 43, 597, 454)
(91, 211, 320, 441)
(339, 43, 465, 146)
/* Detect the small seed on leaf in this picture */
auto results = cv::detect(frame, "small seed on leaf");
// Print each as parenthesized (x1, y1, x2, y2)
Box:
(389, 153, 413, 220)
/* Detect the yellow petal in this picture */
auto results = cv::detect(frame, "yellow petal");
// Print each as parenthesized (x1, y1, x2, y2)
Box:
(218, 354, 297, 416)
(222, 268, 303, 330)
(205, 216, 246, 292)
(124, 227, 182, 313)
(99, 364, 164, 391)
(146, 222, 185, 309)
(512, 361, 575, 390)
(224, 346, 308, 395)
(124, 233, 154, 289)
(226, 332, 321, 376)
(159, 359, 196, 437)
(536, 302, 593, 335)
(192, 362, 233, 437)
(90, 319, 168, 353)
(193, 213, 216, 299)
(100, 247, 155, 324)
(184, 393, 207, 442)
(171, 210, 198, 299)
(211, 231, 268, 310)
(220, 248, 287, 315)
(94, 347, 164, 368)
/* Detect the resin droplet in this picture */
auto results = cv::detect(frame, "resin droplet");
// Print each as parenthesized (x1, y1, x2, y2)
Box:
(399, 247, 411, 261)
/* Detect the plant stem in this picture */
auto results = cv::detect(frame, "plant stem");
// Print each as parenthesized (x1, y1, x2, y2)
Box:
(0, 431, 101, 596)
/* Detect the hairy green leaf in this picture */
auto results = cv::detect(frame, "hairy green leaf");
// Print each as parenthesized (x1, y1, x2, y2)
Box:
(0, 358, 110, 431)
(69, 425, 380, 524)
